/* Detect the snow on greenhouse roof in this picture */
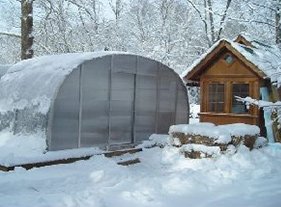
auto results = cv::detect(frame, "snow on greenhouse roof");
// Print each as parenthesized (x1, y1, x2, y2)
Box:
(0, 64, 10, 78)
(0, 51, 127, 114)
(182, 35, 281, 86)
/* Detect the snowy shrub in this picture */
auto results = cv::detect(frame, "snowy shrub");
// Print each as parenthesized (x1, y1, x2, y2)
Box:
(237, 96, 281, 123)
(236, 96, 281, 141)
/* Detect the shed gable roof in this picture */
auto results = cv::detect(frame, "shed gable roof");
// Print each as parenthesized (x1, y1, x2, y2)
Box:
(182, 36, 281, 85)
(234, 34, 253, 47)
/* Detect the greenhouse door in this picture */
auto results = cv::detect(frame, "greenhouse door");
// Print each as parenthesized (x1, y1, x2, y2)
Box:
(109, 57, 136, 146)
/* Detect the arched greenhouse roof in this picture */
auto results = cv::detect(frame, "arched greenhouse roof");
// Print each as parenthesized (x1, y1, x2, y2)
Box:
(0, 52, 127, 114)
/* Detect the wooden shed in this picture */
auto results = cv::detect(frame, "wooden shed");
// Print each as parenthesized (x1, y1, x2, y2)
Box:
(182, 34, 281, 137)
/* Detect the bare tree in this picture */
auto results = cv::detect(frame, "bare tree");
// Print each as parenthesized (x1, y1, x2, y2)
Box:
(187, 0, 232, 46)
(67, 0, 100, 31)
(231, 0, 280, 44)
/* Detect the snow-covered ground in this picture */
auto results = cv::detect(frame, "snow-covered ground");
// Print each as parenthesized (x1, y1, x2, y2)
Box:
(1, 143, 281, 207)
(1, 104, 281, 207)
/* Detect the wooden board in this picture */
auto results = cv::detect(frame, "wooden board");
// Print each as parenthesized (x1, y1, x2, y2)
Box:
(0, 148, 142, 172)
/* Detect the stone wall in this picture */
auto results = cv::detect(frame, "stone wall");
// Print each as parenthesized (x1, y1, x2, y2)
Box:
(170, 131, 264, 159)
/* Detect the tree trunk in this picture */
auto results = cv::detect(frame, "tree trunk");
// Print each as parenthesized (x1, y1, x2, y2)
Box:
(206, 0, 215, 44)
(21, 0, 34, 60)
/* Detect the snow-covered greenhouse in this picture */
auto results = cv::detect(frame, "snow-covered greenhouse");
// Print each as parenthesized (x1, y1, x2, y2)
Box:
(0, 52, 189, 151)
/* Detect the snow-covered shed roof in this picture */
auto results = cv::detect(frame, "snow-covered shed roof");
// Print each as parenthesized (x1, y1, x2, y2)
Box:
(182, 36, 281, 85)
(0, 52, 125, 114)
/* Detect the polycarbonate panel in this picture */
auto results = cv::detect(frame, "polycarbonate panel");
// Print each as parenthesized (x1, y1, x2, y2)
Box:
(113, 54, 137, 74)
(50, 68, 80, 150)
(137, 75, 157, 89)
(158, 82, 177, 113)
(157, 87, 173, 134)
(156, 65, 178, 134)
(80, 58, 110, 147)
(134, 74, 157, 142)
(176, 84, 189, 123)
(157, 112, 173, 133)
(159, 72, 172, 89)
(137, 57, 158, 76)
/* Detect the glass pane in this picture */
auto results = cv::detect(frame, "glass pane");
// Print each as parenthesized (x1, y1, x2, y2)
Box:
(217, 84, 224, 92)
(224, 54, 234, 64)
(217, 103, 224, 112)
(208, 83, 224, 112)
(217, 92, 224, 102)
(232, 84, 249, 114)
(209, 94, 215, 102)
(209, 103, 215, 112)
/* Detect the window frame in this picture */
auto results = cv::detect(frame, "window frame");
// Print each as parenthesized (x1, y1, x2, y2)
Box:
(206, 80, 251, 114)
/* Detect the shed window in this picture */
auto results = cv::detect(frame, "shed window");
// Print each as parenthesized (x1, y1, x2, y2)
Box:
(224, 54, 234, 64)
(208, 83, 224, 112)
(232, 84, 249, 113)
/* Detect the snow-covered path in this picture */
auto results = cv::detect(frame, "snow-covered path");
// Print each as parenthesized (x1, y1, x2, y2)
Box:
(1, 144, 281, 207)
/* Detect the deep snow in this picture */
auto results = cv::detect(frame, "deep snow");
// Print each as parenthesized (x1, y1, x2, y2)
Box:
(1, 143, 281, 207)
(0, 105, 281, 207)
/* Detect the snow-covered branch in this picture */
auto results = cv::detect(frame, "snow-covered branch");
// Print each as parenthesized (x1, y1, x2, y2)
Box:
(236, 96, 281, 130)
(216, 0, 232, 41)
(186, 0, 211, 46)
(0, 32, 21, 38)
(0, 31, 52, 53)
(235, 96, 281, 108)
